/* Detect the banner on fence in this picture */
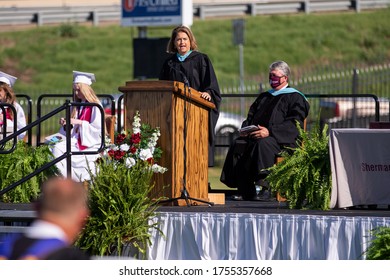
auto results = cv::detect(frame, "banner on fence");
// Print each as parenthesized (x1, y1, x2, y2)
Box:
(121, 0, 193, 27)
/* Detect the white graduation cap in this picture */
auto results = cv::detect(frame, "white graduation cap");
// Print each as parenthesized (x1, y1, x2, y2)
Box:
(0, 71, 17, 87)
(73, 70, 96, 86)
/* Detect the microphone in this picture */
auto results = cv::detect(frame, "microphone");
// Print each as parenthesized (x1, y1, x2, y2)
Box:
(168, 60, 189, 87)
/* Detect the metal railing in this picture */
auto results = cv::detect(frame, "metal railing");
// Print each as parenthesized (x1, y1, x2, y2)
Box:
(13, 90, 388, 149)
(36, 94, 115, 146)
(0, 95, 33, 146)
(0, 101, 105, 197)
(6, 60, 388, 147)
(212, 92, 388, 167)
(0, 5, 121, 26)
(0, 103, 17, 153)
(0, 0, 389, 26)
(16, 95, 33, 146)
(196, 0, 390, 19)
(1, 91, 388, 191)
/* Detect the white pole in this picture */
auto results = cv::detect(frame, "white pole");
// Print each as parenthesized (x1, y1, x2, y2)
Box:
(239, 43, 245, 116)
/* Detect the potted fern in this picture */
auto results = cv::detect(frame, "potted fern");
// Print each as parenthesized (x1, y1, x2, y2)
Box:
(266, 120, 332, 210)
(76, 111, 167, 258)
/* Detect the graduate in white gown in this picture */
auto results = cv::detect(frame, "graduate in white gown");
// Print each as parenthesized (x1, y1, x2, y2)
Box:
(50, 70, 103, 182)
(0, 71, 27, 140)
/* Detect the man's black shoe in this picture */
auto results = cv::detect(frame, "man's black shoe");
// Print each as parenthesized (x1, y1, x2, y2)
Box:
(253, 189, 272, 201)
(231, 194, 244, 201)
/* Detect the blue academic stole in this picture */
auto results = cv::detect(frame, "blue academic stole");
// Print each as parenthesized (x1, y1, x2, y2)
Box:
(267, 87, 307, 100)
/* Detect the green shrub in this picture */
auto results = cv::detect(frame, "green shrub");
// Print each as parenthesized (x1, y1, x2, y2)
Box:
(58, 23, 79, 38)
(76, 159, 163, 258)
(0, 141, 59, 203)
(76, 111, 167, 258)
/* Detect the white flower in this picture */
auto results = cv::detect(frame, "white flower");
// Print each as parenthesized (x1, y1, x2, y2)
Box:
(104, 136, 112, 146)
(101, 150, 108, 157)
(151, 164, 168, 174)
(125, 157, 136, 168)
(146, 129, 160, 151)
(101, 149, 114, 159)
(148, 130, 159, 146)
(139, 148, 153, 161)
(132, 111, 141, 134)
(133, 127, 141, 134)
(108, 144, 119, 151)
(119, 143, 130, 152)
(98, 111, 167, 174)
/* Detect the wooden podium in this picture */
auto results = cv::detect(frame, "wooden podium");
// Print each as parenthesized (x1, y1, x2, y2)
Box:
(118, 80, 215, 206)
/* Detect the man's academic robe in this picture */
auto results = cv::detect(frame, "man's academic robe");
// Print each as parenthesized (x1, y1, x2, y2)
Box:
(220, 89, 310, 197)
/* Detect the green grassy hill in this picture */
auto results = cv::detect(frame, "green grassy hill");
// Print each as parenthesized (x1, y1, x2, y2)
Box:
(0, 8, 389, 97)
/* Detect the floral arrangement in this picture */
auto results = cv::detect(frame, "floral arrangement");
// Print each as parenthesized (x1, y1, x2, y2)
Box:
(78, 111, 168, 258)
(99, 111, 167, 174)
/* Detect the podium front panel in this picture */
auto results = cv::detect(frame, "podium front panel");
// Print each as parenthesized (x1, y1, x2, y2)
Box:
(119, 81, 210, 205)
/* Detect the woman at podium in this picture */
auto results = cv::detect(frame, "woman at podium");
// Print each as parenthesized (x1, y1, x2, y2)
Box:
(159, 25, 222, 167)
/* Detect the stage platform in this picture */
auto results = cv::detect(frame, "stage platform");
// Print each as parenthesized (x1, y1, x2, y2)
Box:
(160, 196, 390, 216)
(1, 197, 390, 260)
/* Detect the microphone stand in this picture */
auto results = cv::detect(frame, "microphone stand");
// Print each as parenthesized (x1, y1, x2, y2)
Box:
(159, 64, 213, 207)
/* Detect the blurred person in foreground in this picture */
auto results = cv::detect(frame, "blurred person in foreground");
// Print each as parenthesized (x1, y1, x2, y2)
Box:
(220, 61, 310, 201)
(0, 71, 27, 140)
(0, 177, 90, 259)
(159, 25, 222, 167)
(49, 70, 103, 182)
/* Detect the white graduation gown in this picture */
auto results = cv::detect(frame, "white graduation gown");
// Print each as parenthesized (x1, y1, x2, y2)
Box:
(50, 105, 102, 182)
(0, 102, 27, 140)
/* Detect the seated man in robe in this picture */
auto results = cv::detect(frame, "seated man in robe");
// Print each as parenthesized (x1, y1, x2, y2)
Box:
(220, 60, 310, 201)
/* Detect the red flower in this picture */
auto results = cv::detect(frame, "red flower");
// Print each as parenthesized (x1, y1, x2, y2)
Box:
(114, 150, 126, 160)
(108, 149, 115, 157)
(115, 133, 126, 144)
(131, 133, 141, 144)
(147, 158, 154, 164)
(129, 146, 137, 154)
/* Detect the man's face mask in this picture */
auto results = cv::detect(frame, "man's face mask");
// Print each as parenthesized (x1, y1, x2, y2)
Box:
(269, 73, 285, 89)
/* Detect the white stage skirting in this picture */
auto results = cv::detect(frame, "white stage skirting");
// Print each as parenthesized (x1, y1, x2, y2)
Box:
(146, 212, 390, 260)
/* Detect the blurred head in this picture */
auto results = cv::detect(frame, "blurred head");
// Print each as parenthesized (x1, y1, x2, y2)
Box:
(0, 82, 16, 104)
(0, 82, 16, 120)
(36, 177, 90, 243)
(269, 60, 290, 90)
(0, 71, 17, 88)
(167, 25, 198, 55)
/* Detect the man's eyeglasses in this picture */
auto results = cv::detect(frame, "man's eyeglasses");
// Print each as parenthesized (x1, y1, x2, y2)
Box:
(269, 73, 285, 78)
